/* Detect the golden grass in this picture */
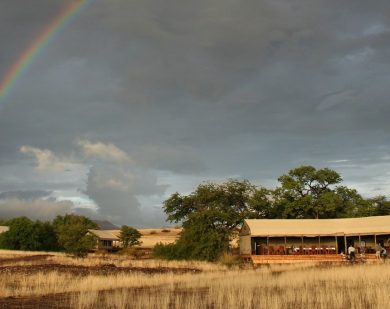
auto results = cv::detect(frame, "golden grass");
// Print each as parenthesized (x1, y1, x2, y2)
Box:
(0, 250, 226, 271)
(1, 250, 390, 308)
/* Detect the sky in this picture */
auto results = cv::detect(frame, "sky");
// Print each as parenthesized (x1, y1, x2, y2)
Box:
(0, 0, 390, 227)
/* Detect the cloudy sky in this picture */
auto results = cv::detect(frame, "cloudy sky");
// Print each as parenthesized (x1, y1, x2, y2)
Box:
(0, 0, 389, 226)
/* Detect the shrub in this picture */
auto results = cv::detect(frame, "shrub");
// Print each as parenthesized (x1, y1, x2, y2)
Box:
(149, 230, 157, 235)
(0, 217, 59, 251)
(161, 229, 171, 233)
(153, 242, 182, 260)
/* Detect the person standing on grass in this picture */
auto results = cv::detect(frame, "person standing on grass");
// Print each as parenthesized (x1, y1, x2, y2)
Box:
(348, 244, 356, 262)
(375, 243, 382, 260)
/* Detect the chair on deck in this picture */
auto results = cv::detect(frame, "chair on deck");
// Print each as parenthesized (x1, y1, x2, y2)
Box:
(277, 246, 285, 255)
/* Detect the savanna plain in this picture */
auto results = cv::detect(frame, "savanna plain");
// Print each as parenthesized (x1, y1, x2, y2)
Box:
(0, 250, 389, 309)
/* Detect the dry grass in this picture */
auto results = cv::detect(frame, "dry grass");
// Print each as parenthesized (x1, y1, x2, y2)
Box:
(0, 250, 225, 271)
(0, 250, 390, 308)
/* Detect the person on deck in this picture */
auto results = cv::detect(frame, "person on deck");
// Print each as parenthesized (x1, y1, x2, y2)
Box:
(348, 244, 356, 262)
(381, 247, 388, 262)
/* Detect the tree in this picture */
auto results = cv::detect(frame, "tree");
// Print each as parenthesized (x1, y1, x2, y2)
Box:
(0, 217, 59, 251)
(358, 196, 390, 217)
(274, 166, 367, 219)
(53, 214, 97, 257)
(160, 179, 258, 261)
(119, 225, 141, 248)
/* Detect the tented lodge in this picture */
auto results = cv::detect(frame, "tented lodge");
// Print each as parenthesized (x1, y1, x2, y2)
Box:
(240, 216, 390, 263)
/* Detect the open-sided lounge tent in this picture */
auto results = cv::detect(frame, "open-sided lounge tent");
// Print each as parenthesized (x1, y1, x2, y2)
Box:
(240, 216, 390, 256)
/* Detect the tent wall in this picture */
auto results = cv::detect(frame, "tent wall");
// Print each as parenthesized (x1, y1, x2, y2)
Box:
(240, 235, 251, 255)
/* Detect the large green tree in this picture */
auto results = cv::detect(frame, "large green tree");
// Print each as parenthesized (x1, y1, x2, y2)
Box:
(53, 214, 97, 257)
(273, 166, 368, 218)
(159, 179, 259, 261)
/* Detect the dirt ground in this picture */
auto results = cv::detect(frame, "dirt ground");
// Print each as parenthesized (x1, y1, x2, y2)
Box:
(0, 262, 200, 276)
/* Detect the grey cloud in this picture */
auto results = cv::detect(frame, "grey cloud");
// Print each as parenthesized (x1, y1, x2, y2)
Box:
(84, 165, 167, 226)
(0, 190, 51, 201)
(0, 198, 73, 221)
(0, 0, 390, 225)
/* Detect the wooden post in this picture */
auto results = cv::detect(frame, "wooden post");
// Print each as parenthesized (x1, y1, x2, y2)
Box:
(374, 234, 377, 246)
(267, 236, 269, 255)
(335, 236, 338, 254)
(344, 235, 347, 254)
(284, 236, 287, 255)
(358, 235, 361, 253)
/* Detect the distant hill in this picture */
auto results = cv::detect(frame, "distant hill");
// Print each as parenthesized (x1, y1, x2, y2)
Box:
(92, 220, 119, 230)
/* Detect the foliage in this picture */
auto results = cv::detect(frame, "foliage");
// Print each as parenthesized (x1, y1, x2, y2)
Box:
(161, 179, 257, 261)
(359, 196, 390, 217)
(53, 214, 97, 257)
(0, 217, 59, 251)
(273, 166, 369, 218)
(153, 242, 179, 260)
(119, 225, 141, 248)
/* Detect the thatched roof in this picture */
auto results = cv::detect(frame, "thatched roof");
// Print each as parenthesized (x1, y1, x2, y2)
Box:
(241, 216, 390, 237)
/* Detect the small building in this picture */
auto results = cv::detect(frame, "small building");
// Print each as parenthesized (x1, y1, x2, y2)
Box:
(88, 228, 181, 251)
(88, 229, 121, 250)
(240, 216, 390, 262)
(0, 226, 9, 234)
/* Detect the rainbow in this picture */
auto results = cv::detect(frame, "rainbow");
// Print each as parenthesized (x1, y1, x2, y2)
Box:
(0, 0, 91, 102)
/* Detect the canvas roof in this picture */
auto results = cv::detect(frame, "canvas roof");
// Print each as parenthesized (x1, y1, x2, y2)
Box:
(88, 229, 120, 240)
(242, 216, 390, 237)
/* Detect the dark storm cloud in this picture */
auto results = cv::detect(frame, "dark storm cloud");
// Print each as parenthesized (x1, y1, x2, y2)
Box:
(0, 0, 389, 223)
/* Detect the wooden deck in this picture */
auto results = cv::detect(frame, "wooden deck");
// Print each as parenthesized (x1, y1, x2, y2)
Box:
(245, 254, 378, 264)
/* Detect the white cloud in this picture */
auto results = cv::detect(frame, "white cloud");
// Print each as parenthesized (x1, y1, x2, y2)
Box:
(77, 139, 132, 164)
(20, 146, 75, 172)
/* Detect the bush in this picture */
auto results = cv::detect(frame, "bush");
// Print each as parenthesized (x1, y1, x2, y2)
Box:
(149, 230, 157, 235)
(153, 242, 182, 260)
(161, 229, 171, 233)
(0, 217, 59, 251)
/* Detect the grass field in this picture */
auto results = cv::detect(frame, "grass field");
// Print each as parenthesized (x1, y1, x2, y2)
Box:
(0, 250, 389, 308)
